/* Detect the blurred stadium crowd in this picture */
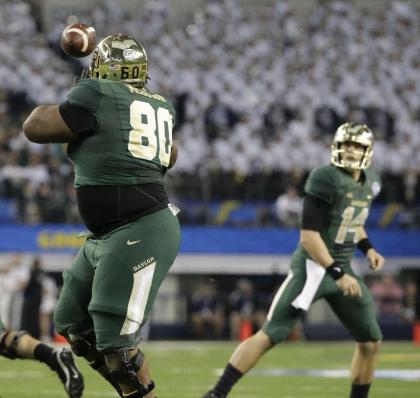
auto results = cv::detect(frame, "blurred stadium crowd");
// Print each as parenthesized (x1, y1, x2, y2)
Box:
(1, 0, 420, 225)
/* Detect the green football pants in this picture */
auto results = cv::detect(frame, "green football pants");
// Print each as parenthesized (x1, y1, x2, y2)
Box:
(263, 255, 383, 343)
(54, 207, 181, 352)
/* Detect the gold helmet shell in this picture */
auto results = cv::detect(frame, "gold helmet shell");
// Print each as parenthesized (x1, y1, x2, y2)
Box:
(331, 122, 374, 170)
(89, 34, 148, 88)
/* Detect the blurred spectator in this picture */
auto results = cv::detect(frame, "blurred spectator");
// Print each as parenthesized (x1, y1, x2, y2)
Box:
(35, 182, 66, 222)
(263, 100, 297, 141)
(274, 185, 302, 227)
(371, 274, 404, 324)
(39, 274, 58, 342)
(229, 278, 265, 340)
(21, 257, 43, 338)
(204, 93, 239, 142)
(363, 106, 395, 142)
(314, 104, 342, 139)
(189, 281, 225, 339)
(0, 254, 29, 328)
(401, 280, 417, 324)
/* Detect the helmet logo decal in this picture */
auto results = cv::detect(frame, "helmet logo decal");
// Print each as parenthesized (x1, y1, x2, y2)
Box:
(123, 48, 142, 61)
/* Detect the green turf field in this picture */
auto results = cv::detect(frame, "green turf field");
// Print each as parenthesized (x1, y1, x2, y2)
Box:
(0, 341, 419, 398)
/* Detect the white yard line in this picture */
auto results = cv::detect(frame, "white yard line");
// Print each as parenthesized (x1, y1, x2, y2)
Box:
(248, 368, 420, 381)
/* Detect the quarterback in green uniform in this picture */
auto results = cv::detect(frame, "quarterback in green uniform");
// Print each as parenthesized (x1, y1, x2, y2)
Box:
(23, 34, 181, 398)
(0, 317, 84, 397)
(203, 122, 385, 398)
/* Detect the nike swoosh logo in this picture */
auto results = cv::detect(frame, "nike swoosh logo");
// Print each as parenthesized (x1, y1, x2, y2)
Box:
(127, 240, 141, 245)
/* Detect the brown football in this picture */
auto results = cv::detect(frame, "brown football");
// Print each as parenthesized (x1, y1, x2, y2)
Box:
(60, 23, 96, 58)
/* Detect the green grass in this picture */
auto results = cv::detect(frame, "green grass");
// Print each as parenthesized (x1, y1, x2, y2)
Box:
(0, 341, 419, 397)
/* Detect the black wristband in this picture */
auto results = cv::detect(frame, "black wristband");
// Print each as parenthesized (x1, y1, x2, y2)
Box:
(357, 238, 374, 255)
(325, 261, 345, 280)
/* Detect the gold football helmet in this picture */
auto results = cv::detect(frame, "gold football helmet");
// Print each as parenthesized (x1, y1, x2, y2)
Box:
(331, 122, 374, 170)
(89, 34, 148, 88)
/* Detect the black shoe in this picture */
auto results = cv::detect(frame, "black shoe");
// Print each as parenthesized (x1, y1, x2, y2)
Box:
(53, 347, 84, 398)
(202, 391, 226, 398)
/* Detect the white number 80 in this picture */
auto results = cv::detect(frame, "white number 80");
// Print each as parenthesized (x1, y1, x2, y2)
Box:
(128, 100, 173, 167)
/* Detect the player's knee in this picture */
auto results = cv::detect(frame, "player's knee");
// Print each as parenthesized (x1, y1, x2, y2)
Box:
(68, 330, 95, 357)
(104, 348, 144, 378)
(253, 330, 275, 350)
(104, 348, 154, 397)
(0, 330, 28, 359)
(68, 330, 106, 370)
(357, 341, 380, 356)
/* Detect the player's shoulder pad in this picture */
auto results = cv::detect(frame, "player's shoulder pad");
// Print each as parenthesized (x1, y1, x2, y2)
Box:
(153, 92, 175, 114)
(165, 99, 176, 124)
(149, 90, 176, 122)
(165, 99, 176, 117)
(305, 164, 341, 204)
(124, 84, 175, 117)
(70, 78, 102, 93)
(67, 78, 102, 112)
(307, 164, 341, 186)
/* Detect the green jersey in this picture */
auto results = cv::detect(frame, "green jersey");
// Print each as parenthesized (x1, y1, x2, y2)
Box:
(66, 78, 175, 187)
(296, 164, 381, 264)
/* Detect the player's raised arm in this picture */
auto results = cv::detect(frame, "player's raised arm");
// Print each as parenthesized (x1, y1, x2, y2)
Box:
(23, 97, 98, 144)
(23, 105, 77, 143)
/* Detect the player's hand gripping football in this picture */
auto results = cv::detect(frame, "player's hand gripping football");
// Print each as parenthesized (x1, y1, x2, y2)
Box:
(366, 248, 385, 272)
(336, 274, 362, 297)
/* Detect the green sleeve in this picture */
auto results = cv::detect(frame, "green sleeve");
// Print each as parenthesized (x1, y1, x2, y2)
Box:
(67, 79, 101, 113)
(304, 166, 339, 204)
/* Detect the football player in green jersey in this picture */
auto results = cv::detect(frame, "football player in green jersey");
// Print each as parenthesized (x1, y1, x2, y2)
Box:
(0, 317, 84, 397)
(23, 34, 181, 398)
(203, 122, 385, 398)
